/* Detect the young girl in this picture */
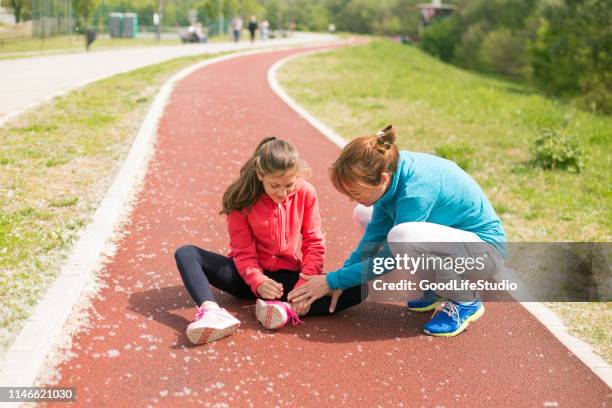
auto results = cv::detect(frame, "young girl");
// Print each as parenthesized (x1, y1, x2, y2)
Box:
(288, 125, 506, 337)
(175, 137, 365, 345)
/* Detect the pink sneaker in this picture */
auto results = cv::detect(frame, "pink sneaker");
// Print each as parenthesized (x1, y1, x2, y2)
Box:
(255, 299, 303, 330)
(186, 306, 240, 345)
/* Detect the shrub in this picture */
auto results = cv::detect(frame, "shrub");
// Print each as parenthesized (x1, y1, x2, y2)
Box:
(534, 129, 584, 172)
(479, 28, 528, 77)
(454, 21, 489, 70)
(420, 16, 461, 62)
(530, 0, 612, 114)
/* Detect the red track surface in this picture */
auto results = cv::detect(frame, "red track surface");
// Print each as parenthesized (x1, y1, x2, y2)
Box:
(42, 44, 610, 407)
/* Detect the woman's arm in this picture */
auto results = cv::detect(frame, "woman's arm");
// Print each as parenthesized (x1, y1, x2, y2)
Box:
(326, 195, 436, 289)
(343, 205, 392, 266)
(288, 206, 393, 306)
(326, 206, 394, 289)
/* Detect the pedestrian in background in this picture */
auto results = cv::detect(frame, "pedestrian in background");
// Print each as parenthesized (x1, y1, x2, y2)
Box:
(231, 16, 243, 43)
(248, 15, 258, 42)
(260, 20, 270, 41)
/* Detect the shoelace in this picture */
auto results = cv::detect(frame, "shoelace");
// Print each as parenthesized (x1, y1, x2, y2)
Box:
(195, 305, 207, 320)
(195, 305, 224, 320)
(431, 302, 460, 323)
(265, 300, 304, 326)
(285, 306, 304, 326)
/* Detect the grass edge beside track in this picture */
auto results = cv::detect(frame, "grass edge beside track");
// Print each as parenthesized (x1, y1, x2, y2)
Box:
(0, 51, 230, 358)
(277, 38, 611, 363)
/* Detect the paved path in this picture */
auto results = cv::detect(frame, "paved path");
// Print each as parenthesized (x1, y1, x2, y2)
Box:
(38, 44, 611, 407)
(0, 32, 335, 123)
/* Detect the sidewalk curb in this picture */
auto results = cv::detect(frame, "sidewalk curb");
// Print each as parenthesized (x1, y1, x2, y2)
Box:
(268, 47, 612, 390)
(0, 42, 345, 399)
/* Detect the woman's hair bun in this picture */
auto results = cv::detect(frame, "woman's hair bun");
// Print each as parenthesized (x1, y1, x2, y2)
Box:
(376, 124, 396, 148)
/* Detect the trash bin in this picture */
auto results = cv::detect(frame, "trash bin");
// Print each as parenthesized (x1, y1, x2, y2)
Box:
(123, 12, 138, 38)
(109, 12, 123, 38)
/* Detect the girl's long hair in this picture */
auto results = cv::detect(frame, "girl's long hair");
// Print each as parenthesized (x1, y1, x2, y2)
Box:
(329, 124, 400, 195)
(221, 137, 303, 214)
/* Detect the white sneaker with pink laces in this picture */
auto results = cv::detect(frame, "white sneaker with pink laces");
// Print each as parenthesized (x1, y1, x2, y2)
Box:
(186, 306, 240, 345)
(255, 299, 303, 330)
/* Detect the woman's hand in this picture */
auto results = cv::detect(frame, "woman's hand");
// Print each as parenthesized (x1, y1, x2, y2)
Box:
(287, 274, 331, 306)
(256, 278, 283, 299)
(329, 289, 343, 313)
(291, 300, 311, 316)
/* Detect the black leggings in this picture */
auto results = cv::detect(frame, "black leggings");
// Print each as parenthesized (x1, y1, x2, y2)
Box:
(175, 245, 367, 316)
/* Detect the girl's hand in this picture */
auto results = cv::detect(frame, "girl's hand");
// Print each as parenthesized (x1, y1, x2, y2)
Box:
(256, 278, 283, 299)
(291, 300, 311, 316)
(287, 274, 331, 306)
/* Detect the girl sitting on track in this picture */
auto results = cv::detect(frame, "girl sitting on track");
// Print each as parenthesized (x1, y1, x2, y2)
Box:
(175, 136, 365, 345)
(289, 125, 506, 337)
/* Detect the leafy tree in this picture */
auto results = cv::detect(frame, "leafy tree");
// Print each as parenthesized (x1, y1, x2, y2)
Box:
(1, 0, 31, 22)
(420, 15, 461, 62)
(479, 28, 527, 77)
(73, 0, 100, 29)
(530, 0, 612, 112)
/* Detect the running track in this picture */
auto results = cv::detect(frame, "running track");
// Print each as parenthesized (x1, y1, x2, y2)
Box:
(40, 43, 611, 407)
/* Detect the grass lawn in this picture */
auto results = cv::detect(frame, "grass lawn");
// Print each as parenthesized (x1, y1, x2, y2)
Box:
(0, 51, 226, 355)
(0, 35, 174, 54)
(278, 38, 611, 361)
(0, 34, 231, 59)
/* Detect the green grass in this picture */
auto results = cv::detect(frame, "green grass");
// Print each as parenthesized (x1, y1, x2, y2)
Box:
(278, 38, 612, 362)
(0, 51, 227, 354)
(0, 34, 232, 59)
(278, 38, 611, 242)
(547, 302, 612, 362)
(0, 35, 173, 54)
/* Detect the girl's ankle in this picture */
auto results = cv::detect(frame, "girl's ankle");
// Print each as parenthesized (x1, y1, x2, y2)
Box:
(201, 301, 220, 310)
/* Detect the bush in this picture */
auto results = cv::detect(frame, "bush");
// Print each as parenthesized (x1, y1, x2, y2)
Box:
(530, 17, 582, 96)
(530, 0, 612, 114)
(479, 28, 528, 77)
(454, 21, 489, 70)
(578, 72, 612, 114)
(420, 16, 461, 62)
(534, 129, 584, 172)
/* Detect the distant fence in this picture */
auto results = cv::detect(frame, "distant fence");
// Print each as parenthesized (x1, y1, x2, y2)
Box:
(0, 6, 229, 49)
(0, 21, 32, 48)
(0, 0, 75, 47)
(31, 0, 74, 37)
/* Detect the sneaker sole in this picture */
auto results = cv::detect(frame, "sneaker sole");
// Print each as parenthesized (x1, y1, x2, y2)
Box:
(187, 320, 240, 345)
(407, 299, 445, 312)
(423, 304, 485, 337)
(255, 299, 287, 330)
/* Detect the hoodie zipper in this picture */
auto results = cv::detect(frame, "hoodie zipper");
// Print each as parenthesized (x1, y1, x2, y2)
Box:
(277, 202, 284, 253)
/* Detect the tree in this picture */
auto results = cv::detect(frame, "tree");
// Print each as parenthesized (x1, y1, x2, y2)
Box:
(73, 0, 99, 29)
(530, 0, 612, 112)
(1, 0, 32, 23)
(420, 15, 461, 62)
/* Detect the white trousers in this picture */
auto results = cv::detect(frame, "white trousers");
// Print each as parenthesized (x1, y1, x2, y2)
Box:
(352, 204, 501, 301)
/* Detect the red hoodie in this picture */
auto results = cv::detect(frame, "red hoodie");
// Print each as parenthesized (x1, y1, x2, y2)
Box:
(227, 178, 325, 295)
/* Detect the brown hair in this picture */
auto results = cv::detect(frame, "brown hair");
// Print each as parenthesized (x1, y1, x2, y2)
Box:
(330, 124, 399, 196)
(221, 137, 303, 214)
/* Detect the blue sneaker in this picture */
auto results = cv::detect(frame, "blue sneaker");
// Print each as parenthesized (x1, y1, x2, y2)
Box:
(407, 290, 445, 312)
(423, 299, 485, 337)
